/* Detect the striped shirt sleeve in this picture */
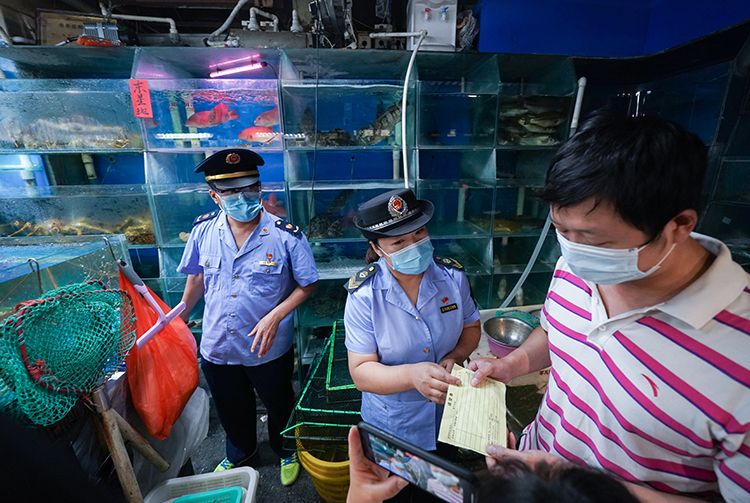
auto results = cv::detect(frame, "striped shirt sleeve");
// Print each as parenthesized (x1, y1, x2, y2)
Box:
(716, 432, 750, 502)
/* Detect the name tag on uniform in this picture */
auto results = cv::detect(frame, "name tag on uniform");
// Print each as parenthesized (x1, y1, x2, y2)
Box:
(259, 260, 278, 266)
(440, 303, 458, 313)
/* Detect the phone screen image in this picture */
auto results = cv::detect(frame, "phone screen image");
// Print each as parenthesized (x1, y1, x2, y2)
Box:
(366, 432, 465, 503)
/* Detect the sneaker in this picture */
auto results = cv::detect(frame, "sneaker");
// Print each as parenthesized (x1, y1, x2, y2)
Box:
(213, 458, 234, 472)
(280, 452, 300, 486)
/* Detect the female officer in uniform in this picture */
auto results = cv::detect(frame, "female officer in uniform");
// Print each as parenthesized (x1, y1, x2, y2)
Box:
(344, 188, 481, 458)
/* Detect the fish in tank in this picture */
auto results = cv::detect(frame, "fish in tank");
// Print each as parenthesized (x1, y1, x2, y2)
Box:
(185, 102, 239, 128)
(144, 83, 282, 150)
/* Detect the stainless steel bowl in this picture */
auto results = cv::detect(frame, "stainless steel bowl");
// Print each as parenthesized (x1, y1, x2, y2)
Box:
(483, 316, 534, 347)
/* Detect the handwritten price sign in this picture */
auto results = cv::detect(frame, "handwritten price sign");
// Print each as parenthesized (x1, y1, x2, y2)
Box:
(129, 79, 153, 118)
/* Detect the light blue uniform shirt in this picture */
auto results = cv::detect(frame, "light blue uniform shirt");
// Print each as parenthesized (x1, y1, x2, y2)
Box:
(344, 257, 480, 450)
(178, 209, 319, 366)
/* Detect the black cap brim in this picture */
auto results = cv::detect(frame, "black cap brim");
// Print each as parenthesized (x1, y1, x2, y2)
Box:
(210, 176, 260, 190)
(355, 199, 434, 240)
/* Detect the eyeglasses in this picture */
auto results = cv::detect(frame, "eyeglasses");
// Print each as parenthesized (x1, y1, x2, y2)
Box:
(212, 184, 260, 197)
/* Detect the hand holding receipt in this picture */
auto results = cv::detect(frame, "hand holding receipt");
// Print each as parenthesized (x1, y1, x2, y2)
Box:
(438, 365, 507, 455)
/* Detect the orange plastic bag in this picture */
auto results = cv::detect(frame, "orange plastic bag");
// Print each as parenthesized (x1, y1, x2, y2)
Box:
(120, 271, 199, 439)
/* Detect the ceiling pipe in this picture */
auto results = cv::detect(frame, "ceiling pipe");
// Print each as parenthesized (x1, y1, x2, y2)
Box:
(208, 0, 250, 40)
(99, 2, 180, 43)
(246, 7, 279, 32)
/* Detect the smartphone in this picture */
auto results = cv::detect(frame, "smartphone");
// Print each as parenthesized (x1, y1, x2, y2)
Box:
(358, 421, 478, 503)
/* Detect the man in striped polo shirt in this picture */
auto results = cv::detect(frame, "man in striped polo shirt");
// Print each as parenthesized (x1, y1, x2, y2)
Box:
(470, 111, 749, 502)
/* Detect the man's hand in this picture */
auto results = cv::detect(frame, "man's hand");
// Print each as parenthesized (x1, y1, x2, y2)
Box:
(410, 362, 461, 404)
(468, 357, 517, 386)
(347, 426, 408, 503)
(248, 311, 281, 357)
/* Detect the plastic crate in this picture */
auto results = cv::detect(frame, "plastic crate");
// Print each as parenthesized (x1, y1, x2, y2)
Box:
(144, 467, 258, 503)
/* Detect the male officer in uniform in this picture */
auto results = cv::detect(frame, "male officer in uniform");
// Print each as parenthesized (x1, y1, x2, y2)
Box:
(177, 148, 318, 486)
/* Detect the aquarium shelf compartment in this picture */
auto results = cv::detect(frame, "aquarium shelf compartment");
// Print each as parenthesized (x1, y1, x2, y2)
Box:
(288, 180, 407, 191)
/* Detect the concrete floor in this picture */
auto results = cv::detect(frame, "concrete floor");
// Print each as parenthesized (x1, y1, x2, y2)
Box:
(189, 370, 322, 503)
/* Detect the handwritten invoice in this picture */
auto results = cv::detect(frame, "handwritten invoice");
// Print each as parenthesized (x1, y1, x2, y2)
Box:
(438, 365, 507, 455)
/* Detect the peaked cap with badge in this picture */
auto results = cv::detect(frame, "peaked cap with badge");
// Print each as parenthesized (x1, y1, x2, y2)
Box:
(195, 148, 264, 190)
(353, 188, 434, 241)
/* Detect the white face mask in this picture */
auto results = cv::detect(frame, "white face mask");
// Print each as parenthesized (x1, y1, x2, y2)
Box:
(556, 230, 676, 285)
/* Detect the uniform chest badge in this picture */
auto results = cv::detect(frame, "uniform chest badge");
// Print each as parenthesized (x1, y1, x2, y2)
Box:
(259, 251, 277, 267)
(440, 296, 458, 313)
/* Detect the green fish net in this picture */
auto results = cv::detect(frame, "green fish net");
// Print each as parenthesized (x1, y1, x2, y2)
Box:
(0, 281, 136, 426)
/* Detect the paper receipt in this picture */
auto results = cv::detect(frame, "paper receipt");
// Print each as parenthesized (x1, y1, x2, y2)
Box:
(438, 365, 507, 455)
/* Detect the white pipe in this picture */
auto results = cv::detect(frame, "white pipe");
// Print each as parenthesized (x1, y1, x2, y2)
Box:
(369, 31, 424, 38)
(209, 0, 250, 39)
(100, 2, 179, 43)
(248, 7, 279, 32)
(368, 30, 427, 188)
(290, 9, 303, 33)
(81, 154, 97, 181)
(401, 31, 426, 188)
(569, 77, 587, 135)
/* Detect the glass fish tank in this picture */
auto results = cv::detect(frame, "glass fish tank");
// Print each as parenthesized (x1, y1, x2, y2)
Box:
(146, 152, 286, 246)
(297, 278, 349, 329)
(418, 149, 495, 180)
(496, 150, 555, 185)
(634, 62, 731, 144)
(497, 55, 576, 147)
(149, 182, 287, 246)
(416, 53, 499, 147)
(490, 270, 553, 308)
(0, 185, 154, 245)
(310, 240, 369, 280)
(133, 48, 283, 152)
(0, 48, 142, 152)
(432, 237, 492, 275)
(493, 234, 559, 272)
(0, 234, 128, 318)
(285, 149, 416, 183)
(288, 181, 408, 241)
(280, 49, 415, 149)
(418, 179, 496, 238)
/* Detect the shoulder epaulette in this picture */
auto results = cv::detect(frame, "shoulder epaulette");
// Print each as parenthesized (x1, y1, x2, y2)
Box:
(193, 209, 219, 226)
(274, 218, 302, 237)
(345, 263, 379, 292)
(434, 256, 464, 271)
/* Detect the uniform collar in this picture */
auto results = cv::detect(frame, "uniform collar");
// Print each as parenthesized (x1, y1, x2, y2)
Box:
(215, 209, 270, 233)
(258, 209, 272, 236)
(657, 233, 748, 329)
(216, 209, 271, 254)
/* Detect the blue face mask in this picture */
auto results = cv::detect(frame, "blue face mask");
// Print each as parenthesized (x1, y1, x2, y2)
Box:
(219, 191, 262, 222)
(379, 237, 434, 275)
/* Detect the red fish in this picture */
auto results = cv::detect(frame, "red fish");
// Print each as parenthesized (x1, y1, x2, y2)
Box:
(185, 103, 239, 128)
(238, 126, 279, 144)
(254, 107, 280, 127)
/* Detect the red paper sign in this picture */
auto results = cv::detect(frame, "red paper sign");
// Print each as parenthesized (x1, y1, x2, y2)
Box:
(129, 79, 153, 118)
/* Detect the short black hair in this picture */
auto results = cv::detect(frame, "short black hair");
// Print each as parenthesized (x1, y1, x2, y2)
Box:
(540, 109, 708, 238)
(477, 460, 639, 503)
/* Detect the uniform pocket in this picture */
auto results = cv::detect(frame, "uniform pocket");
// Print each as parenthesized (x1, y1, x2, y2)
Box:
(250, 262, 285, 296)
(201, 255, 221, 291)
